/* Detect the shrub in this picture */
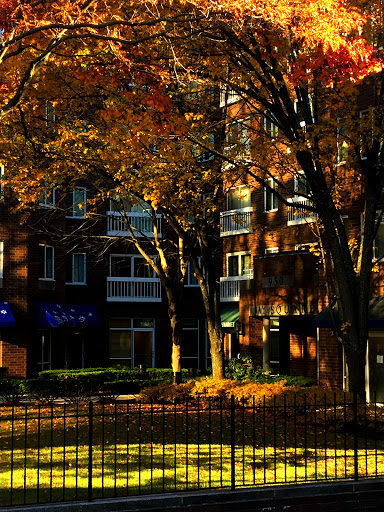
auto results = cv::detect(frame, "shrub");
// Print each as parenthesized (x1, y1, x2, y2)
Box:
(27, 378, 64, 404)
(0, 379, 26, 404)
(137, 381, 195, 403)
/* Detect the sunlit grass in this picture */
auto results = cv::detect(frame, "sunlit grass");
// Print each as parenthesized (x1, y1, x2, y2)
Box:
(1, 402, 384, 506)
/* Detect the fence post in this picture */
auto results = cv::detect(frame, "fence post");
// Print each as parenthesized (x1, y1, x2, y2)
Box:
(230, 395, 236, 490)
(353, 392, 358, 481)
(88, 401, 94, 501)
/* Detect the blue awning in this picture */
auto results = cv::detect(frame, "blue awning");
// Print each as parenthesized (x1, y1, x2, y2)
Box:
(36, 302, 73, 328)
(0, 302, 15, 327)
(312, 297, 384, 329)
(65, 305, 102, 327)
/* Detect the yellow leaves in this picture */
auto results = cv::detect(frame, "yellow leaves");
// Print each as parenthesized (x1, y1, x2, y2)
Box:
(341, 321, 352, 334)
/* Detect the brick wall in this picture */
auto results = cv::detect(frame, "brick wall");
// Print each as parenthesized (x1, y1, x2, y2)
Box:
(0, 340, 27, 377)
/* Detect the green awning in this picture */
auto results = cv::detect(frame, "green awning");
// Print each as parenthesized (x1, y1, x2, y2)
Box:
(221, 307, 240, 328)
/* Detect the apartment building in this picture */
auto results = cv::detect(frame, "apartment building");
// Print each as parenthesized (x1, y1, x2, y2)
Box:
(0, 186, 209, 377)
(219, 86, 384, 400)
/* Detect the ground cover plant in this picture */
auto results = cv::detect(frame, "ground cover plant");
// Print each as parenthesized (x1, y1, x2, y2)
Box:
(1, 383, 384, 507)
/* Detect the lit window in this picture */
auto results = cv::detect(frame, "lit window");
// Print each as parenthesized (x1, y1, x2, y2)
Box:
(39, 187, 55, 208)
(337, 119, 348, 164)
(39, 245, 54, 280)
(227, 253, 252, 277)
(66, 187, 86, 218)
(227, 185, 251, 210)
(264, 178, 278, 212)
(263, 111, 279, 138)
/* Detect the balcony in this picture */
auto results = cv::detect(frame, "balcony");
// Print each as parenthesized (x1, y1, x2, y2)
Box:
(287, 197, 318, 226)
(107, 277, 162, 302)
(220, 207, 253, 236)
(107, 211, 162, 237)
(220, 273, 253, 302)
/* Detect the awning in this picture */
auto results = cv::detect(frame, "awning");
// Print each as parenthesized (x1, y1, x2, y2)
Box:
(65, 305, 102, 327)
(221, 307, 240, 328)
(0, 302, 16, 327)
(312, 297, 384, 329)
(36, 302, 73, 328)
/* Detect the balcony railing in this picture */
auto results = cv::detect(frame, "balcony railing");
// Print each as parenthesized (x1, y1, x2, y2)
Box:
(287, 197, 318, 226)
(107, 211, 162, 237)
(220, 207, 253, 236)
(107, 277, 162, 302)
(220, 273, 253, 302)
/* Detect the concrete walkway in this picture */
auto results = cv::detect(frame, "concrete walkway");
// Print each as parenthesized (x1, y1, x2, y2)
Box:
(1, 479, 384, 512)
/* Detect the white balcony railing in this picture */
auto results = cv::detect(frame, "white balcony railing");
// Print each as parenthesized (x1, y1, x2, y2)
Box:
(107, 277, 162, 302)
(220, 274, 253, 302)
(107, 211, 162, 237)
(287, 197, 318, 226)
(220, 207, 253, 236)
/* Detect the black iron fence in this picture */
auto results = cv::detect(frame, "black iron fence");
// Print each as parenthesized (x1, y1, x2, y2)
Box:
(1, 392, 384, 507)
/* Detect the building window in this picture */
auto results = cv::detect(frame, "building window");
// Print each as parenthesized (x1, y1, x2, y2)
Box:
(374, 214, 384, 261)
(39, 244, 54, 280)
(186, 260, 200, 287)
(0, 164, 4, 199)
(264, 178, 278, 212)
(38, 330, 52, 371)
(227, 252, 252, 277)
(337, 119, 348, 164)
(265, 247, 279, 254)
(227, 185, 251, 211)
(110, 254, 155, 278)
(66, 253, 86, 284)
(263, 111, 279, 138)
(182, 318, 199, 369)
(226, 118, 251, 157)
(39, 187, 55, 208)
(66, 187, 86, 218)
(294, 173, 310, 196)
(269, 317, 280, 370)
(109, 318, 154, 367)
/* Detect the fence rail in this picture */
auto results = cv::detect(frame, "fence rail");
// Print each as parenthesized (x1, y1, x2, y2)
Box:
(0, 392, 383, 508)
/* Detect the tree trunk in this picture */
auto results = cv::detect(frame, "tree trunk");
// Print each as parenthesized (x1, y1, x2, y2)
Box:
(166, 286, 184, 377)
(344, 344, 366, 398)
(208, 323, 225, 379)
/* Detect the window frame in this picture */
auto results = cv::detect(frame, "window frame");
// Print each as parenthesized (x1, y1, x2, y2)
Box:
(109, 254, 155, 279)
(226, 184, 251, 211)
(226, 251, 252, 277)
(337, 118, 348, 165)
(66, 252, 86, 285)
(264, 178, 278, 213)
(39, 186, 56, 208)
(66, 187, 87, 218)
(39, 244, 55, 281)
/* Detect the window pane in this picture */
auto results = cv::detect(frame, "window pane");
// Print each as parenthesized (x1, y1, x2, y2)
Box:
(109, 330, 132, 358)
(375, 223, 384, 260)
(73, 189, 86, 217)
(111, 256, 131, 277)
(134, 258, 152, 278)
(110, 319, 131, 328)
(73, 253, 85, 283)
(227, 256, 239, 276)
(45, 247, 53, 279)
(227, 186, 250, 210)
(38, 246, 45, 278)
(133, 331, 153, 367)
(241, 254, 251, 274)
(133, 318, 154, 328)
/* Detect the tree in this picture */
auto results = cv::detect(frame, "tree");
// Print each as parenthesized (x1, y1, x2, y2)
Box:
(0, 0, 200, 121)
(164, 0, 384, 395)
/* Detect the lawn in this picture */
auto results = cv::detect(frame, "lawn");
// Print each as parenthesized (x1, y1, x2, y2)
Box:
(1, 398, 384, 507)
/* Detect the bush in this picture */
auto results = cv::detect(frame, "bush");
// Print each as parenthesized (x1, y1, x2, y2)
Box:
(0, 379, 27, 404)
(26, 378, 64, 404)
(225, 355, 314, 387)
